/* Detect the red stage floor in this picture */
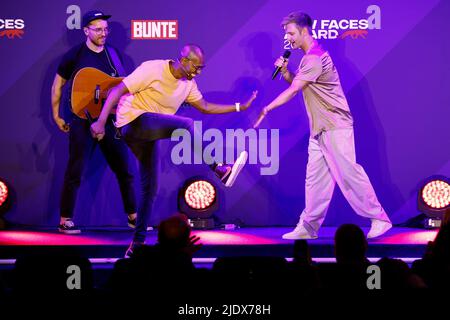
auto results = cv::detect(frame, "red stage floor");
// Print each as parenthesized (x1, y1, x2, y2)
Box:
(0, 227, 436, 261)
(0, 226, 438, 246)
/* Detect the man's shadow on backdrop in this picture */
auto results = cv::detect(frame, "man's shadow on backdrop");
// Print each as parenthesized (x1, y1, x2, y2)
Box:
(181, 31, 404, 226)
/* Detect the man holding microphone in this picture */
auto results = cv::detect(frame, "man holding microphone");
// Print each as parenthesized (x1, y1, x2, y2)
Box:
(254, 11, 392, 240)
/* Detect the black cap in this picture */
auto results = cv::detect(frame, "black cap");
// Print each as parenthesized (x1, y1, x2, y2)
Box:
(82, 10, 111, 27)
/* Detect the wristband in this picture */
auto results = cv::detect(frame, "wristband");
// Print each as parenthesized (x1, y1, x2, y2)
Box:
(235, 102, 240, 112)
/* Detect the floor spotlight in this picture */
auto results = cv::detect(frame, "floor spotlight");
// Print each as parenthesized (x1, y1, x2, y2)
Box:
(418, 176, 450, 228)
(0, 178, 12, 230)
(178, 177, 218, 229)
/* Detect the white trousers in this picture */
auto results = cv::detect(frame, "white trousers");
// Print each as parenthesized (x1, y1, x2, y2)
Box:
(299, 128, 390, 237)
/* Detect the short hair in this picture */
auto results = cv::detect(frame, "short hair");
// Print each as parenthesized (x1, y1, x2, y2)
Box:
(157, 213, 191, 249)
(281, 11, 313, 32)
(334, 224, 368, 263)
(180, 44, 204, 60)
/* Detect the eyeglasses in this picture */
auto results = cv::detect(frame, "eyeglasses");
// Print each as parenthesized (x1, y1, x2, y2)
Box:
(186, 58, 205, 72)
(87, 27, 110, 34)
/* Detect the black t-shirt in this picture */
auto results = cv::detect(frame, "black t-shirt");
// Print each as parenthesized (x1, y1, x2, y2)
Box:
(57, 42, 122, 80)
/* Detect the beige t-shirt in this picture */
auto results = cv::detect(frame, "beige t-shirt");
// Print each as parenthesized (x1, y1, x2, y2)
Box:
(294, 42, 353, 137)
(115, 59, 203, 127)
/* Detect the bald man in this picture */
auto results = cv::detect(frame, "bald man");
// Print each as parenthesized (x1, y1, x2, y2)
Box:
(90, 44, 257, 257)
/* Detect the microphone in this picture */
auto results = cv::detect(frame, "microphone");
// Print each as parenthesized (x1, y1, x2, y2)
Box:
(271, 50, 291, 80)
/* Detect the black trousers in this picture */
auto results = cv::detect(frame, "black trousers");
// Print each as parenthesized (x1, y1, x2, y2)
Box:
(121, 112, 202, 243)
(60, 115, 137, 218)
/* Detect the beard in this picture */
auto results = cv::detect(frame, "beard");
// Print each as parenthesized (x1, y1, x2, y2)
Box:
(93, 37, 106, 46)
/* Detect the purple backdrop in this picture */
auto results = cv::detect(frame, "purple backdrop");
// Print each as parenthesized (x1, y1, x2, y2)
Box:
(1, 0, 449, 228)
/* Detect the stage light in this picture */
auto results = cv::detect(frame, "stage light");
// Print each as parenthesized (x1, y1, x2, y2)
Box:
(185, 180, 216, 210)
(418, 176, 450, 228)
(178, 177, 218, 229)
(0, 180, 8, 208)
(0, 178, 12, 230)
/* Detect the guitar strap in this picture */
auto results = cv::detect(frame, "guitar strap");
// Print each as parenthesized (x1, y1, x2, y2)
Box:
(106, 46, 126, 77)
(105, 46, 126, 139)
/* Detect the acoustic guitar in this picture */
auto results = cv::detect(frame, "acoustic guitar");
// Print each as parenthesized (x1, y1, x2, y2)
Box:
(71, 67, 124, 121)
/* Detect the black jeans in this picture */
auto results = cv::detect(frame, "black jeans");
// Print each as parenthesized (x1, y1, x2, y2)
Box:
(121, 112, 206, 243)
(60, 115, 137, 218)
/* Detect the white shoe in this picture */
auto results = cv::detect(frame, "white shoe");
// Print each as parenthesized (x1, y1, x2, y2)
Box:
(224, 151, 248, 187)
(367, 219, 392, 239)
(282, 224, 318, 240)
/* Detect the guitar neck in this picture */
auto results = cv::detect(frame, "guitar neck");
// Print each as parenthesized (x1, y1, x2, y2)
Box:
(84, 110, 94, 124)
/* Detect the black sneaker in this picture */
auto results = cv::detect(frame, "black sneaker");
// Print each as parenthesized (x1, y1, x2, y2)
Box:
(127, 216, 153, 231)
(58, 219, 81, 234)
(124, 241, 144, 258)
(214, 151, 248, 187)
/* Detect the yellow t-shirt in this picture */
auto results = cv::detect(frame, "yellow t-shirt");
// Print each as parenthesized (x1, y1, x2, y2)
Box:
(115, 59, 203, 127)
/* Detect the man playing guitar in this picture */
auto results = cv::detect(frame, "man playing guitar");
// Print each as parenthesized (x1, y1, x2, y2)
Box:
(51, 10, 137, 234)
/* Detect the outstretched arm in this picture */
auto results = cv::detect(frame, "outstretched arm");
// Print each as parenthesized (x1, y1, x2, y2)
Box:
(189, 90, 258, 114)
(253, 78, 309, 128)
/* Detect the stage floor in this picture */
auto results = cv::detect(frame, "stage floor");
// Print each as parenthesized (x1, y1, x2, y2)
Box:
(0, 227, 436, 262)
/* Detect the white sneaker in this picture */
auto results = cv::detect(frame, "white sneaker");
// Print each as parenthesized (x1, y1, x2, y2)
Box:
(282, 224, 318, 240)
(367, 219, 392, 239)
(224, 151, 248, 187)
